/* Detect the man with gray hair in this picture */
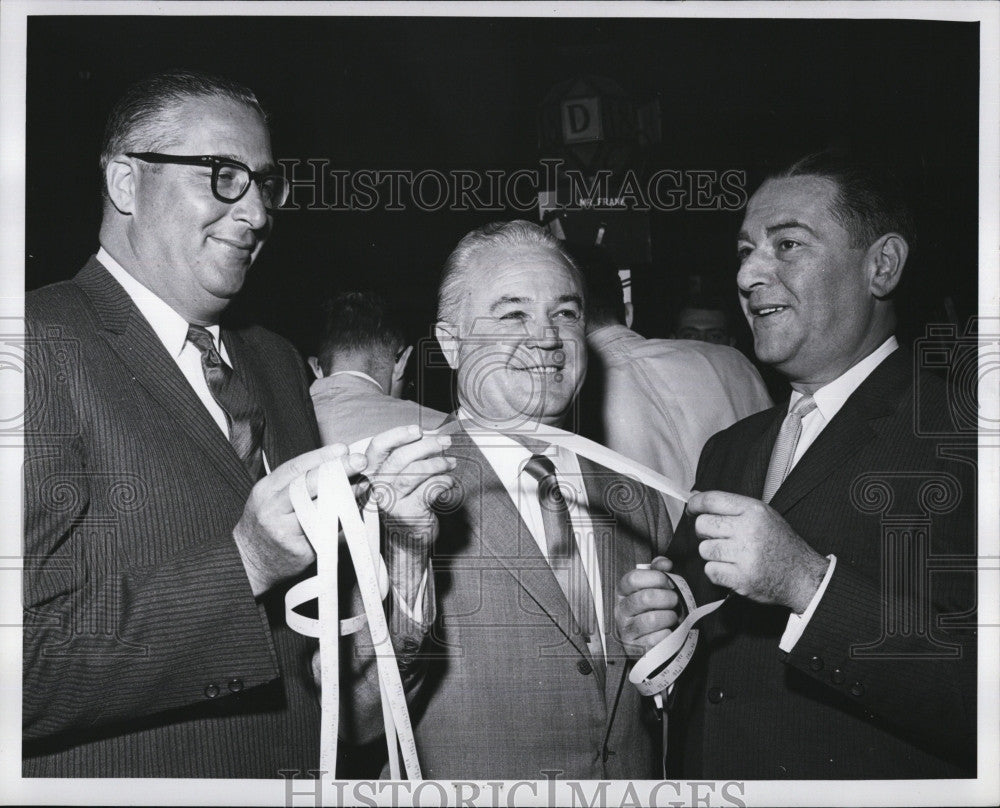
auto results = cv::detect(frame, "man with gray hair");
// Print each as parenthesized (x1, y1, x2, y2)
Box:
(395, 219, 671, 779)
(23, 69, 452, 778)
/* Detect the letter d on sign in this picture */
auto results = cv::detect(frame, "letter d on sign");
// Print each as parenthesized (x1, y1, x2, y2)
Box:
(562, 97, 601, 143)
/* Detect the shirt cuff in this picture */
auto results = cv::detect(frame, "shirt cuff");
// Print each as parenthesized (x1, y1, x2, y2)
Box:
(779, 554, 837, 652)
(390, 562, 431, 624)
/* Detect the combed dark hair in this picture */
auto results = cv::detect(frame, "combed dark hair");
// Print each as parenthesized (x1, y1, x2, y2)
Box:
(99, 69, 267, 198)
(565, 242, 624, 327)
(437, 219, 581, 323)
(774, 150, 914, 249)
(315, 291, 405, 375)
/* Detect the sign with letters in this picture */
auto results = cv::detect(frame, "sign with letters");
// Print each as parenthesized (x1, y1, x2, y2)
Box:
(561, 96, 602, 143)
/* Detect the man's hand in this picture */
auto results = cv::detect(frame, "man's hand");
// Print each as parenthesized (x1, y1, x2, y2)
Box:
(233, 444, 367, 598)
(363, 425, 456, 612)
(615, 556, 680, 659)
(689, 491, 830, 614)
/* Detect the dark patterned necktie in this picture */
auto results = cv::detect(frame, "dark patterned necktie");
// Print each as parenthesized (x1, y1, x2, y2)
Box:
(186, 325, 265, 481)
(522, 453, 599, 643)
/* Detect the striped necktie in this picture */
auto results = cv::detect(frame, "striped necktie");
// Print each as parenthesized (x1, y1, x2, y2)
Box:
(186, 325, 265, 481)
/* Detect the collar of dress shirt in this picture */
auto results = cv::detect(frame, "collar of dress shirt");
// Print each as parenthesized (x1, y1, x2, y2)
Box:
(97, 246, 223, 358)
(329, 370, 384, 392)
(788, 335, 899, 421)
(456, 407, 569, 486)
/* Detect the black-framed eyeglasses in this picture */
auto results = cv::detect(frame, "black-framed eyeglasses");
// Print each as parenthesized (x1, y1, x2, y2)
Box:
(126, 152, 290, 210)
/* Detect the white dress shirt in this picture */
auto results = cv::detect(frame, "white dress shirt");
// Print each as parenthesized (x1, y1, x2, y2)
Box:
(779, 336, 899, 650)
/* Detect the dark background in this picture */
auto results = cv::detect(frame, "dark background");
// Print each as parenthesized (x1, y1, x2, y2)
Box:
(26, 15, 980, 407)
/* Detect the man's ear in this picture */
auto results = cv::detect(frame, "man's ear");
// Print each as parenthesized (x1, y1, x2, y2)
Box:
(106, 155, 138, 215)
(306, 356, 324, 379)
(867, 233, 908, 299)
(435, 322, 460, 370)
(392, 345, 414, 382)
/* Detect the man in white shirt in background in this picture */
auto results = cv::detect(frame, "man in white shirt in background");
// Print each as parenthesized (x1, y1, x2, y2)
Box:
(309, 290, 446, 447)
(571, 243, 772, 525)
(616, 151, 976, 779)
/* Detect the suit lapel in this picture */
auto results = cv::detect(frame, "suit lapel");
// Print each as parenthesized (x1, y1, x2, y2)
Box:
(223, 328, 277, 465)
(744, 408, 784, 498)
(769, 350, 910, 514)
(76, 258, 252, 496)
(451, 434, 595, 666)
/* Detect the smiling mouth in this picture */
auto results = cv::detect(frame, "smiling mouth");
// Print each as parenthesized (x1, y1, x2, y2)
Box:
(751, 305, 789, 317)
(513, 366, 564, 375)
(212, 237, 256, 251)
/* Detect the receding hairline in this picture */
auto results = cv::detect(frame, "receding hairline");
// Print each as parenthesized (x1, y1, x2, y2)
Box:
(445, 242, 583, 322)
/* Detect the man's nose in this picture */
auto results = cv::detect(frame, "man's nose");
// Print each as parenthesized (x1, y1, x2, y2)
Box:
(736, 248, 773, 295)
(526, 321, 564, 349)
(231, 181, 270, 231)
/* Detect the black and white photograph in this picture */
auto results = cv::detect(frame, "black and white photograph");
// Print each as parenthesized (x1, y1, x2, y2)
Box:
(2, 1, 998, 806)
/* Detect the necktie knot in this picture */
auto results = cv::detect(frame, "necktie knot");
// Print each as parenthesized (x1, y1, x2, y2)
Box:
(186, 324, 223, 368)
(523, 453, 565, 509)
(186, 323, 264, 481)
(790, 394, 818, 419)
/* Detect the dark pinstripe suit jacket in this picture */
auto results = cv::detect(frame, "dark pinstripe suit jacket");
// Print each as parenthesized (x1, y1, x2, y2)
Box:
(669, 348, 977, 779)
(406, 431, 670, 779)
(23, 257, 322, 777)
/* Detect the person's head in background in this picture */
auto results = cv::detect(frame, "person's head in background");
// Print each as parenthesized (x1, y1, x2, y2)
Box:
(309, 291, 413, 398)
(564, 242, 629, 332)
(673, 296, 736, 346)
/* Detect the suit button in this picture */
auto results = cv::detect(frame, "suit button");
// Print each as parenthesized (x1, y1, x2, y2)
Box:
(850, 681, 865, 697)
(809, 655, 824, 671)
(707, 687, 725, 704)
(831, 668, 846, 685)
(577, 659, 593, 675)
(204, 683, 220, 699)
(227, 678, 244, 693)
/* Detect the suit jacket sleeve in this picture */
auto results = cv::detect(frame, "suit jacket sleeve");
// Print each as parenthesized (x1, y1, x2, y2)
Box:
(22, 309, 283, 741)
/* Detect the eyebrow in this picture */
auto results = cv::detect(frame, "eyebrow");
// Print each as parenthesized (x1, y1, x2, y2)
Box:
(738, 220, 818, 242)
(488, 293, 583, 314)
(219, 153, 278, 173)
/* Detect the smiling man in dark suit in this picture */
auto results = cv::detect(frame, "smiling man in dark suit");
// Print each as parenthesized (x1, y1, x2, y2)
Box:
(22, 69, 451, 777)
(616, 152, 977, 779)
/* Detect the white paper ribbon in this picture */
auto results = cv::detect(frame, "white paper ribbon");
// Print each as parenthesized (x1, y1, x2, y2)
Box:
(284, 419, 723, 780)
(286, 462, 421, 780)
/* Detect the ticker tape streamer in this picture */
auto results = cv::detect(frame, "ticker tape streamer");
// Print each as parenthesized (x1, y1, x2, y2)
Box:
(627, 571, 727, 696)
(284, 419, 723, 780)
(286, 462, 421, 780)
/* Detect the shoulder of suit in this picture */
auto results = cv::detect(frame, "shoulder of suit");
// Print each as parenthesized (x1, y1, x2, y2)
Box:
(26, 278, 93, 331)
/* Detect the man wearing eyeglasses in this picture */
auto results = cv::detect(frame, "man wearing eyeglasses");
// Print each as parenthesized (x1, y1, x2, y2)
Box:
(23, 70, 452, 778)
